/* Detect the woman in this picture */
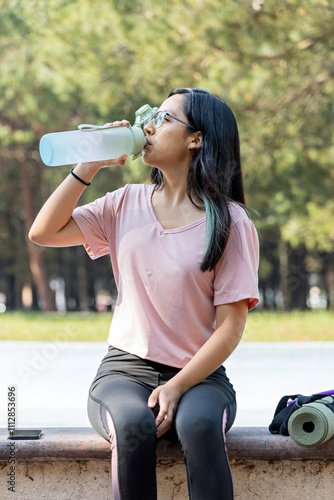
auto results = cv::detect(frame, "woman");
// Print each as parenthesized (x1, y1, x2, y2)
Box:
(29, 87, 259, 500)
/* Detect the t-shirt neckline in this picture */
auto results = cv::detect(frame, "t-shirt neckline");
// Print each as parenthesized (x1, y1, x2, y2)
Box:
(147, 184, 206, 234)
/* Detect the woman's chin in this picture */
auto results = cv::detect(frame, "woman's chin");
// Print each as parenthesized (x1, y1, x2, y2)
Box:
(141, 152, 155, 167)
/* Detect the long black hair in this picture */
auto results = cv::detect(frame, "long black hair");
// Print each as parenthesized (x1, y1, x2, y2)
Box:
(151, 87, 245, 272)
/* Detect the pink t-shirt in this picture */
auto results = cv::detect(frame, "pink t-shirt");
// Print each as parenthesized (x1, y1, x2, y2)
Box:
(72, 183, 259, 368)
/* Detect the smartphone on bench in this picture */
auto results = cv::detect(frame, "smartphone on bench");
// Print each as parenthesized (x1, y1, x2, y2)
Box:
(8, 429, 42, 440)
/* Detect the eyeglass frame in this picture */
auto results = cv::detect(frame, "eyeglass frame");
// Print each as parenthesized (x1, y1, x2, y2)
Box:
(145, 110, 196, 130)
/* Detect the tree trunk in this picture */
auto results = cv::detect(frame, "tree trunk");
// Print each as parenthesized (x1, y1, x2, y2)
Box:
(321, 252, 334, 310)
(83, 251, 97, 311)
(279, 241, 309, 310)
(63, 246, 80, 311)
(6, 274, 17, 310)
(20, 160, 55, 311)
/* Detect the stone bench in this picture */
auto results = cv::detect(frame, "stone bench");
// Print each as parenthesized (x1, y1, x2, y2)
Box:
(1, 427, 333, 499)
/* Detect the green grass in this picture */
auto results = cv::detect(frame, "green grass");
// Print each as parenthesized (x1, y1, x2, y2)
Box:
(243, 310, 334, 342)
(0, 311, 111, 342)
(0, 310, 333, 342)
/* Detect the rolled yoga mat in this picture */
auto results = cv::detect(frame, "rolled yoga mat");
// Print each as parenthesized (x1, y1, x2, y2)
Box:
(288, 396, 334, 447)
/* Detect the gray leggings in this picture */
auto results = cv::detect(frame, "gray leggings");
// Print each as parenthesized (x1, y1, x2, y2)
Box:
(88, 354, 236, 500)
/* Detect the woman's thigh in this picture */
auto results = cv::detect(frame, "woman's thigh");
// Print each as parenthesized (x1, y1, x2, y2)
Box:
(88, 376, 158, 500)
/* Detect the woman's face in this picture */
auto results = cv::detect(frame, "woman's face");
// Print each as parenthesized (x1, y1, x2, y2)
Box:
(142, 94, 193, 171)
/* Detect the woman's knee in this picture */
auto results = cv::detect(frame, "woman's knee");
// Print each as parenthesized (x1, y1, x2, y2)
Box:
(88, 377, 157, 447)
(176, 409, 219, 442)
(113, 406, 157, 453)
(174, 384, 236, 443)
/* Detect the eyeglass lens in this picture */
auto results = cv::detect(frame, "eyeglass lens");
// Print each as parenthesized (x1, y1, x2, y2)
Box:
(153, 112, 165, 128)
(143, 112, 163, 129)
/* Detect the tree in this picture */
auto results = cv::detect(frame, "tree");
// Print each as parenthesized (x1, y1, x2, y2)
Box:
(0, 0, 333, 310)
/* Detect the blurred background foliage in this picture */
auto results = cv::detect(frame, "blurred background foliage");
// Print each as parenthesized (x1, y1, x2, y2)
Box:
(0, 0, 333, 312)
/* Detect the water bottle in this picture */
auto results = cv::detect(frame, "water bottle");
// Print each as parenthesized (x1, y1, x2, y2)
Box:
(39, 104, 158, 167)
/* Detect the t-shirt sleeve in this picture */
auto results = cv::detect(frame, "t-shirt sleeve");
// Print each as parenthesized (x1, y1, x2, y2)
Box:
(72, 185, 129, 259)
(213, 216, 260, 310)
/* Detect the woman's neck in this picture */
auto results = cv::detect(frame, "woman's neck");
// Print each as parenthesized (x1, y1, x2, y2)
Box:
(158, 180, 188, 206)
(151, 178, 205, 230)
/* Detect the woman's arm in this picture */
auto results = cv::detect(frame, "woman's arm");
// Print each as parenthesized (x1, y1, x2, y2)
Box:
(29, 122, 129, 248)
(29, 162, 97, 247)
(148, 299, 248, 437)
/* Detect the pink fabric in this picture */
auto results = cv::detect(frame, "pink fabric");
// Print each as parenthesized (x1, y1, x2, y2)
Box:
(222, 408, 228, 445)
(222, 408, 233, 483)
(72, 183, 259, 368)
(105, 410, 120, 500)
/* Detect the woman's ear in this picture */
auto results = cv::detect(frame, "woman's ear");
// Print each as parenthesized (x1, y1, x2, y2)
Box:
(188, 131, 203, 150)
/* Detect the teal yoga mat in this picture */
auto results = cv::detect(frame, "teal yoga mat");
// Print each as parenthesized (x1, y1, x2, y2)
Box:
(288, 396, 334, 447)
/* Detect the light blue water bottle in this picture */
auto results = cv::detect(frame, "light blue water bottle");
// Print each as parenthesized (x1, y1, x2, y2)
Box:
(39, 104, 157, 167)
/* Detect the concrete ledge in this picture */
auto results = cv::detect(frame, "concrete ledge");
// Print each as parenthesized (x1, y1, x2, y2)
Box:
(1, 427, 334, 500)
(1, 426, 334, 462)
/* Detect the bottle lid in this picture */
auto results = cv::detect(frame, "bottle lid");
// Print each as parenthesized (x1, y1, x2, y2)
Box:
(134, 104, 158, 127)
(131, 104, 158, 159)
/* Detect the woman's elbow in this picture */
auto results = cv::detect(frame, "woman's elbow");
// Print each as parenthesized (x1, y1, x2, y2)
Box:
(28, 226, 48, 246)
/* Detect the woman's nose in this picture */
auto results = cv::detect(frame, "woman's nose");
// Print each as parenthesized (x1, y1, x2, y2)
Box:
(143, 119, 155, 135)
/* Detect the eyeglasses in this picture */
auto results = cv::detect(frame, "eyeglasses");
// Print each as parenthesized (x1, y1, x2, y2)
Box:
(145, 110, 195, 130)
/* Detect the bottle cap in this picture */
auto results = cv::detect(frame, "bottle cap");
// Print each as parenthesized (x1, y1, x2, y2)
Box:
(134, 104, 158, 127)
(131, 104, 158, 159)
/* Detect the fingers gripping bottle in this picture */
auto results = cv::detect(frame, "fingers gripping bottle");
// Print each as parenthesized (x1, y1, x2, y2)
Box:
(39, 104, 158, 167)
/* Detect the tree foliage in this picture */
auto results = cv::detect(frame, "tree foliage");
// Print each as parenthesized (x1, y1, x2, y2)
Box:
(0, 0, 333, 310)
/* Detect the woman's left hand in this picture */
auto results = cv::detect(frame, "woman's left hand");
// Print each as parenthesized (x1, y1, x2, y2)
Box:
(148, 382, 184, 437)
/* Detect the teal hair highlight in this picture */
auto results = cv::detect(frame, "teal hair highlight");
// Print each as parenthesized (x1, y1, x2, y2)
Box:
(203, 196, 215, 258)
(202, 196, 228, 270)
